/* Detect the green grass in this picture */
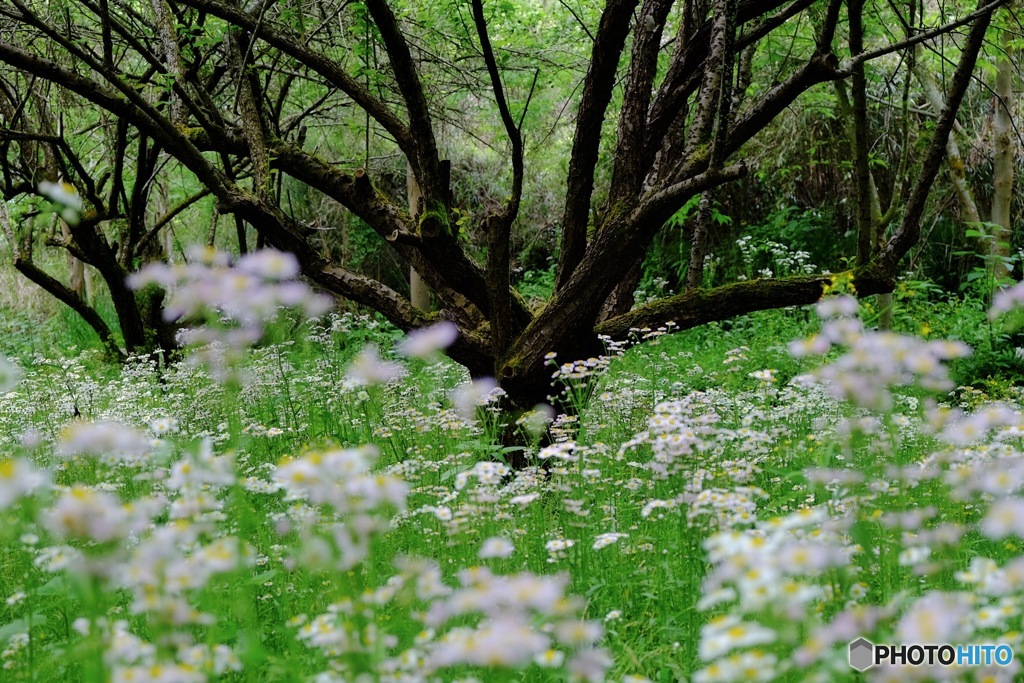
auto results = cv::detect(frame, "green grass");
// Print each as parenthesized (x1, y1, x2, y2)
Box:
(1, 298, 1024, 682)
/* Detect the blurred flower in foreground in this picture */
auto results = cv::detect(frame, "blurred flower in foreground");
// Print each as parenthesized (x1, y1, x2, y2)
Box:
(516, 403, 556, 439)
(990, 280, 1024, 319)
(0, 458, 49, 511)
(789, 295, 970, 411)
(345, 345, 405, 386)
(0, 354, 22, 392)
(450, 377, 505, 420)
(397, 321, 458, 359)
(127, 247, 331, 380)
(58, 421, 152, 463)
(128, 246, 332, 342)
(479, 536, 515, 559)
(38, 180, 83, 224)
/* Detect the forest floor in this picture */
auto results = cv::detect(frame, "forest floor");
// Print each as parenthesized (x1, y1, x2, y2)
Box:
(1, 290, 1024, 682)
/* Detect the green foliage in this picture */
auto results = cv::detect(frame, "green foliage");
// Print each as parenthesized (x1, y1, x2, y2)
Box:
(516, 264, 556, 306)
(742, 206, 851, 274)
(641, 203, 849, 297)
(955, 223, 1018, 299)
(0, 300, 121, 363)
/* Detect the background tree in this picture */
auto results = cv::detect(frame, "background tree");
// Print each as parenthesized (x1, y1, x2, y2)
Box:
(0, 76, 184, 358)
(0, 0, 1007, 407)
(914, 5, 1019, 290)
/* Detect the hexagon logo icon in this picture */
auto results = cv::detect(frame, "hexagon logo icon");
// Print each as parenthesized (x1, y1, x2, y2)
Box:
(849, 637, 875, 671)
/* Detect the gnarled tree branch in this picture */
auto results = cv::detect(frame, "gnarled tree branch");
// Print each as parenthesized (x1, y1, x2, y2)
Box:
(596, 266, 895, 341)
(470, 0, 525, 357)
(555, 0, 639, 292)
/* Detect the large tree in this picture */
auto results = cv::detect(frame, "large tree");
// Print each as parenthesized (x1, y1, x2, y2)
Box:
(0, 0, 1006, 407)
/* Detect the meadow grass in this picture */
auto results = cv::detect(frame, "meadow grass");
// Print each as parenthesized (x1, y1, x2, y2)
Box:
(2, 258, 1024, 682)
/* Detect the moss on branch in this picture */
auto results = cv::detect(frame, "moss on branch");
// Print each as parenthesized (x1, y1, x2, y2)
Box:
(595, 264, 894, 340)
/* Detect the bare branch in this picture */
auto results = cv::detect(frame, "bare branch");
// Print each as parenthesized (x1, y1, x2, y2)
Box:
(644, 0, 794, 172)
(227, 30, 271, 200)
(470, 0, 525, 356)
(725, 51, 843, 157)
(608, 0, 674, 203)
(0, 199, 123, 358)
(137, 188, 212, 255)
(736, 0, 816, 49)
(0, 39, 227, 196)
(175, 0, 414, 155)
(469, 0, 524, 225)
(364, 0, 445, 203)
(842, 0, 1009, 72)
(556, 0, 595, 42)
(267, 144, 531, 330)
(633, 163, 747, 226)
(150, 0, 187, 124)
(0, 128, 104, 211)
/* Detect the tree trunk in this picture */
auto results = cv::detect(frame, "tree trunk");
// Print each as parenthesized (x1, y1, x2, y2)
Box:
(407, 162, 430, 311)
(685, 190, 715, 290)
(60, 217, 87, 300)
(914, 61, 982, 226)
(0, 203, 123, 359)
(990, 22, 1015, 282)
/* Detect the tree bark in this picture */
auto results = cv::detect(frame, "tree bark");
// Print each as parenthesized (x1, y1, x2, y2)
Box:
(407, 163, 430, 312)
(990, 21, 1016, 281)
(914, 61, 981, 226)
(685, 190, 715, 290)
(848, 0, 875, 267)
(556, 0, 640, 291)
(60, 217, 87, 300)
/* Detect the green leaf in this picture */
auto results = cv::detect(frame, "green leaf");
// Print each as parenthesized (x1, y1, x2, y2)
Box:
(36, 575, 69, 596)
(0, 615, 47, 643)
(251, 569, 278, 584)
(440, 465, 471, 483)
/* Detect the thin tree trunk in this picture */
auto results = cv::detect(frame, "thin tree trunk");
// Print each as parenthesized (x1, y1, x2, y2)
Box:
(598, 260, 642, 322)
(847, 0, 874, 267)
(843, 0, 897, 329)
(1, 203, 122, 359)
(59, 216, 87, 300)
(207, 207, 219, 247)
(83, 263, 94, 302)
(407, 162, 430, 311)
(913, 60, 982, 225)
(686, 190, 716, 290)
(150, 0, 187, 125)
(990, 23, 1015, 281)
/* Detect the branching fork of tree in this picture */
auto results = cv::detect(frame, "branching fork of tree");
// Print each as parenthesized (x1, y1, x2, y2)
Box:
(0, 0, 1007, 408)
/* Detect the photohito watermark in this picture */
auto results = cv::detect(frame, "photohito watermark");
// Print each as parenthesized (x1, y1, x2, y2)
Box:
(849, 638, 1014, 671)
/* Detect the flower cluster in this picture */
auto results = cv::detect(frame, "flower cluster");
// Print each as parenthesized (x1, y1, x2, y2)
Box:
(14, 255, 1024, 683)
(127, 246, 332, 355)
(417, 564, 610, 679)
(790, 295, 971, 410)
